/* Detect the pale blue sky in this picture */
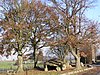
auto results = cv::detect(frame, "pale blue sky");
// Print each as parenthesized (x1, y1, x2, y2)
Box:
(85, 0, 100, 22)
(42, 0, 100, 22)
(0, 0, 100, 23)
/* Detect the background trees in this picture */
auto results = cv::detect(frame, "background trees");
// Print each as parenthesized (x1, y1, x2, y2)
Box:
(0, 0, 52, 70)
(0, 0, 33, 72)
(46, 0, 97, 69)
(28, 1, 50, 68)
(0, 0, 100, 71)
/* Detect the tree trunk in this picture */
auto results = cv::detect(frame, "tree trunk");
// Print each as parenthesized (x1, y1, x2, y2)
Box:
(33, 52, 37, 68)
(34, 59, 37, 68)
(17, 55, 24, 72)
(71, 49, 81, 70)
(33, 48, 38, 68)
(34, 52, 41, 68)
(76, 56, 81, 69)
(63, 56, 70, 67)
(62, 60, 71, 70)
(91, 44, 96, 63)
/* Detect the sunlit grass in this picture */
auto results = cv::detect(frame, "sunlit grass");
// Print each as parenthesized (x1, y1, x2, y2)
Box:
(0, 61, 34, 70)
(0, 61, 43, 70)
(0, 61, 16, 70)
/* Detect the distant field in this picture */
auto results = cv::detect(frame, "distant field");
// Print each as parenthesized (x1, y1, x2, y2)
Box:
(0, 61, 34, 71)
(0, 61, 16, 70)
(0, 61, 43, 71)
(0, 61, 88, 75)
(0, 61, 68, 75)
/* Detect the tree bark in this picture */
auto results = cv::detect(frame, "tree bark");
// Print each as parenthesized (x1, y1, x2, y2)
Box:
(76, 56, 81, 69)
(34, 59, 37, 68)
(71, 49, 81, 70)
(91, 44, 96, 63)
(33, 48, 38, 68)
(17, 55, 24, 72)
(63, 56, 70, 68)
(34, 51, 41, 68)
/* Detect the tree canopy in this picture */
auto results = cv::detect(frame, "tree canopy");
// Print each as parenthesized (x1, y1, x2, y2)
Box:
(0, 0, 100, 71)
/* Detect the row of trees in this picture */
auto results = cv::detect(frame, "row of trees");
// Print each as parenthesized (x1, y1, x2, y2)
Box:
(0, 0, 100, 72)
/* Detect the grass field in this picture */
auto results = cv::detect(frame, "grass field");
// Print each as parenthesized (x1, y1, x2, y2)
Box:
(0, 61, 62, 75)
(0, 61, 44, 70)
(0, 61, 35, 70)
(0, 61, 79, 75)
(0, 61, 17, 70)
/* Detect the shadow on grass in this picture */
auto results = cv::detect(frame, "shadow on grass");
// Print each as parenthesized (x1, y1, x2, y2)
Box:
(33, 66, 44, 71)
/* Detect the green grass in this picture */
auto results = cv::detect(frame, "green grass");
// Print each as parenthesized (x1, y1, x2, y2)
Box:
(0, 61, 17, 70)
(0, 61, 62, 75)
(0, 61, 43, 70)
(0, 61, 78, 75)
(0, 61, 34, 70)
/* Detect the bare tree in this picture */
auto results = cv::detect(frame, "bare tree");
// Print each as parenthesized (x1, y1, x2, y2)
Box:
(46, 0, 95, 69)
(0, 0, 34, 72)
(0, 0, 52, 70)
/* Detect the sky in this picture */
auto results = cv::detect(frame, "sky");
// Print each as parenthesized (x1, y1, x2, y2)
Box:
(85, 0, 100, 23)
(85, 0, 100, 55)
(42, 0, 100, 23)
(0, 0, 100, 23)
